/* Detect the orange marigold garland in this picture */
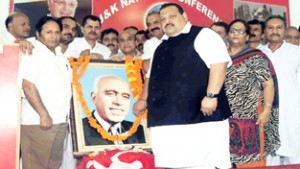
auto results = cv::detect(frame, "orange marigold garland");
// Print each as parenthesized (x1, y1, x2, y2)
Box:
(125, 56, 144, 100)
(68, 56, 146, 142)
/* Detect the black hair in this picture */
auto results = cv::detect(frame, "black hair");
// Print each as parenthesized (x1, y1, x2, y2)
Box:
(210, 21, 229, 34)
(123, 26, 138, 32)
(5, 15, 13, 29)
(135, 30, 149, 39)
(100, 28, 119, 41)
(248, 19, 265, 33)
(265, 15, 286, 27)
(82, 15, 101, 27)
(57, 16, 77, 26)
(35, 16, 62, 34)
(159, 3, 184, 14)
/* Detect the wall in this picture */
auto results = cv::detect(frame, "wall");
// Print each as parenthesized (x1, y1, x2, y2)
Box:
(289, 0, 300, 27)
(0, 1, 10, 32)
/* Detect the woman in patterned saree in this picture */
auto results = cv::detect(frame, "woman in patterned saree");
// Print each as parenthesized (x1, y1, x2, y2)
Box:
(225, 19, 280, 168)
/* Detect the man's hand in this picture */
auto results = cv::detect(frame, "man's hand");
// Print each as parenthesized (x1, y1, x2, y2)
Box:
(201, 97, 217, 116)
(40, 113, 53, 130)
(19, 40, 34, 55)
(133, 100, 147, 116)
(80, 49, 90, 56)
(111, 55, 123, 62)
(90, 53, 104, 60)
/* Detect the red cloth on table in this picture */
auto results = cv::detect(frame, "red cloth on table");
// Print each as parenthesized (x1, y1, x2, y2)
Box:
(77, 149, 164, 169)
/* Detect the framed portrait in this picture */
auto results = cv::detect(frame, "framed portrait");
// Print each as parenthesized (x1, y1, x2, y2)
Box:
(234, 1, 287, 22)
(14, 0, 92, 36)
(70, 61, 150, 153)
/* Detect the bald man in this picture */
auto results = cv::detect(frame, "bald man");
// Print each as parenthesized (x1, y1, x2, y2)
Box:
(285, 26, 300, 46)
(82, 75, 145, 146)
(0, 12, 31, 43)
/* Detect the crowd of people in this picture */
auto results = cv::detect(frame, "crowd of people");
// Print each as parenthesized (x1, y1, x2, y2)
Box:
(1, 1, 300, 169)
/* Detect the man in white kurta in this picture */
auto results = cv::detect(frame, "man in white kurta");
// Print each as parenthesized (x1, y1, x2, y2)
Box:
(260, 16, 300, 165)
(64, 15, 111, 59)
(18, 17, 72, 169)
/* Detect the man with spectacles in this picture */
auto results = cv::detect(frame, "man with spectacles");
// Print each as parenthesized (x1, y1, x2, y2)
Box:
(47, 0, 78, 18)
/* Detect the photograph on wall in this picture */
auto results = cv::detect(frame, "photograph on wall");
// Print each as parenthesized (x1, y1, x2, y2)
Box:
(234, 1, 287, 22)
(70, 61, 150, 153)
(13, 0, 91, 36)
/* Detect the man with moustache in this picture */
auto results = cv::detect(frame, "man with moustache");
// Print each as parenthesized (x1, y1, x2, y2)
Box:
(284, 26, 300, 46)
(260, 15, 300, 166)
(111, 31, 142, 61)
(58, 16, 78, 53)
(18, 16, 72, 169)
(248, 19, 265, 48)
(100, 28, 119, 56)
(56, 16, 79, 169)
(142, 11, 165, 73)
(135, 30, 149, 53)
(64, 15, 111, 60)
(0, 12, 31, 43)
(134, 3, 232, 168)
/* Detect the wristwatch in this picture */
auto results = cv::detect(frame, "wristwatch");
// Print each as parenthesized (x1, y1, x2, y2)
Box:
(206, 93, 219, 98)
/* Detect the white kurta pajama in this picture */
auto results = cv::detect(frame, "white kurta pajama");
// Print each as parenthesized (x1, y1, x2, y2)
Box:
(261, 42, 300, 165)
(148, 22, 232, 169)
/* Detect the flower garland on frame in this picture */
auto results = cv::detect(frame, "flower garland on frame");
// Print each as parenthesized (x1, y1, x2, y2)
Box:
(68, 56, 146, 142)
(125, 56, 143, 100)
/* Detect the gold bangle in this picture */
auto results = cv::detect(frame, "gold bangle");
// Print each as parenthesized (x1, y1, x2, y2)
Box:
(264, 103, 272, 107)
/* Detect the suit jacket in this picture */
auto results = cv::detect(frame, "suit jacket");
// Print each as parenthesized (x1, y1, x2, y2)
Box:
(82, 113, 146, 146)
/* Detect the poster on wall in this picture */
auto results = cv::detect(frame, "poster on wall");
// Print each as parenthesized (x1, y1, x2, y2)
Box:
(92, 0, 289, 32)
(234, 1, 287, 22)
(10, 0, 289, 35)
(93, 0, 233, 32)
(13, 0, 91, 36)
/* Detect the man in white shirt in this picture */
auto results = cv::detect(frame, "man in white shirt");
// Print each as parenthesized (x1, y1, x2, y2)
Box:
(111, 31, 142, 61)
(0, 12, 31, 43)
(260, 15, 300, 166)
(18, 16, 79, 169)
(56, 16, 78, 169)
(142, 11, 165, 73)
(99, 28, 119, 56)
(19, 16, 72, 169)
(64, 15, 111, 60)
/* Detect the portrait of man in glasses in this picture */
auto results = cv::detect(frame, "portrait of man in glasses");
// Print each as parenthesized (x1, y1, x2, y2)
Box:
(47, 0, 78, 18)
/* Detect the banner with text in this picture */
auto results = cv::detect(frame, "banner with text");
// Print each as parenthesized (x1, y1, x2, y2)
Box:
(92, 0, 289, 32)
